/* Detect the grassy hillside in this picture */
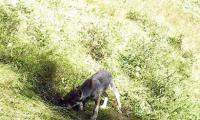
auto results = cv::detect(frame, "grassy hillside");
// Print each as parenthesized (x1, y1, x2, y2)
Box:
(0, 0, 200, 120)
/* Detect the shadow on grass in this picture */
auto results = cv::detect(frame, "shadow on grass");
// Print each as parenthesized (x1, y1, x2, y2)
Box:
(20, 60, 132, 120)
(0, 54, 133, 120)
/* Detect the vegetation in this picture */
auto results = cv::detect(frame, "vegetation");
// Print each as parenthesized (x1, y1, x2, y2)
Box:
(0, 0, 200, 120)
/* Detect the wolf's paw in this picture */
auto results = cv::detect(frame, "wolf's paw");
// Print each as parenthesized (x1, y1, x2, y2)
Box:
(100, 105, 107, 109)
(117, 107, 122, 113)
(90, 116, 97, 120)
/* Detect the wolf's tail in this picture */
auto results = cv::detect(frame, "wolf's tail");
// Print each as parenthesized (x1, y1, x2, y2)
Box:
(110, 80, 122, 113)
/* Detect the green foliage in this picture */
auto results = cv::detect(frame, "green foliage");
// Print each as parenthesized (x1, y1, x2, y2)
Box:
(80, 24, 111, 61)
(0, 0, 200, 120)
(0, 5, 19, 38)
(167, 34, 183, 50)
(127, 10, 148, 25)
(119, 35, 196, 119)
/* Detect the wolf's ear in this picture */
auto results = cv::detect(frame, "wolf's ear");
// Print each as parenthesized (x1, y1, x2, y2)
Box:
(77, 89, 83, 98)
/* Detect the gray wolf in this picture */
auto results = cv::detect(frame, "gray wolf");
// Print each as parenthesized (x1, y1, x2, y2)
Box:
(61, 70, 121, 120)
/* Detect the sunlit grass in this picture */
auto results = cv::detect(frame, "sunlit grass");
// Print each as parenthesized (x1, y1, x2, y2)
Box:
(0, 64, 71, 119)
(0, 0, 200, 119)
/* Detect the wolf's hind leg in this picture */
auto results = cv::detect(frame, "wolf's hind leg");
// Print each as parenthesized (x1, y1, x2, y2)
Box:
(110, 80, 122, 113)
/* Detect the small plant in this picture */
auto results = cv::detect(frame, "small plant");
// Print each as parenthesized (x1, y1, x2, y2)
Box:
(80, 24, 111, 61)
(167, 34, 183, 50)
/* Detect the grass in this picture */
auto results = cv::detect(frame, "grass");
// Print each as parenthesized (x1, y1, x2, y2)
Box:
(0, 64, 69, 120)
(0, 63, 130, 120)
(0, 0, 200, 120)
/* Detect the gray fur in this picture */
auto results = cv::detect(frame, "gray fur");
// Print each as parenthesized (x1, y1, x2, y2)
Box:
(62, 70, 122, 120)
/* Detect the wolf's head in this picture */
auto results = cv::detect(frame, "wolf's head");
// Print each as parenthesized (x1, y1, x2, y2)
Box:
(62, 89, 83, 111)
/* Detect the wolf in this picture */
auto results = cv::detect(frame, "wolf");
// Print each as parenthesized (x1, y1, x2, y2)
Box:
(61, 70, 121, 120)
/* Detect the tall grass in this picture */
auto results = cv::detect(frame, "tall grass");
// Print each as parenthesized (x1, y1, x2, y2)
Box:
(0, 0, 200, 120)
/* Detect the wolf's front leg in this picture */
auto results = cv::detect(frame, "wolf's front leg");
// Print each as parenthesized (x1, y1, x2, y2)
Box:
(79, 102, 84, 111)
(91, 97, 101, 120)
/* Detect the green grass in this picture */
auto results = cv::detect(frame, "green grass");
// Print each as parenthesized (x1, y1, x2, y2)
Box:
(0, 64, 130, 120)
(0, 0, 200, 120)
(0, 64, 70, 120)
